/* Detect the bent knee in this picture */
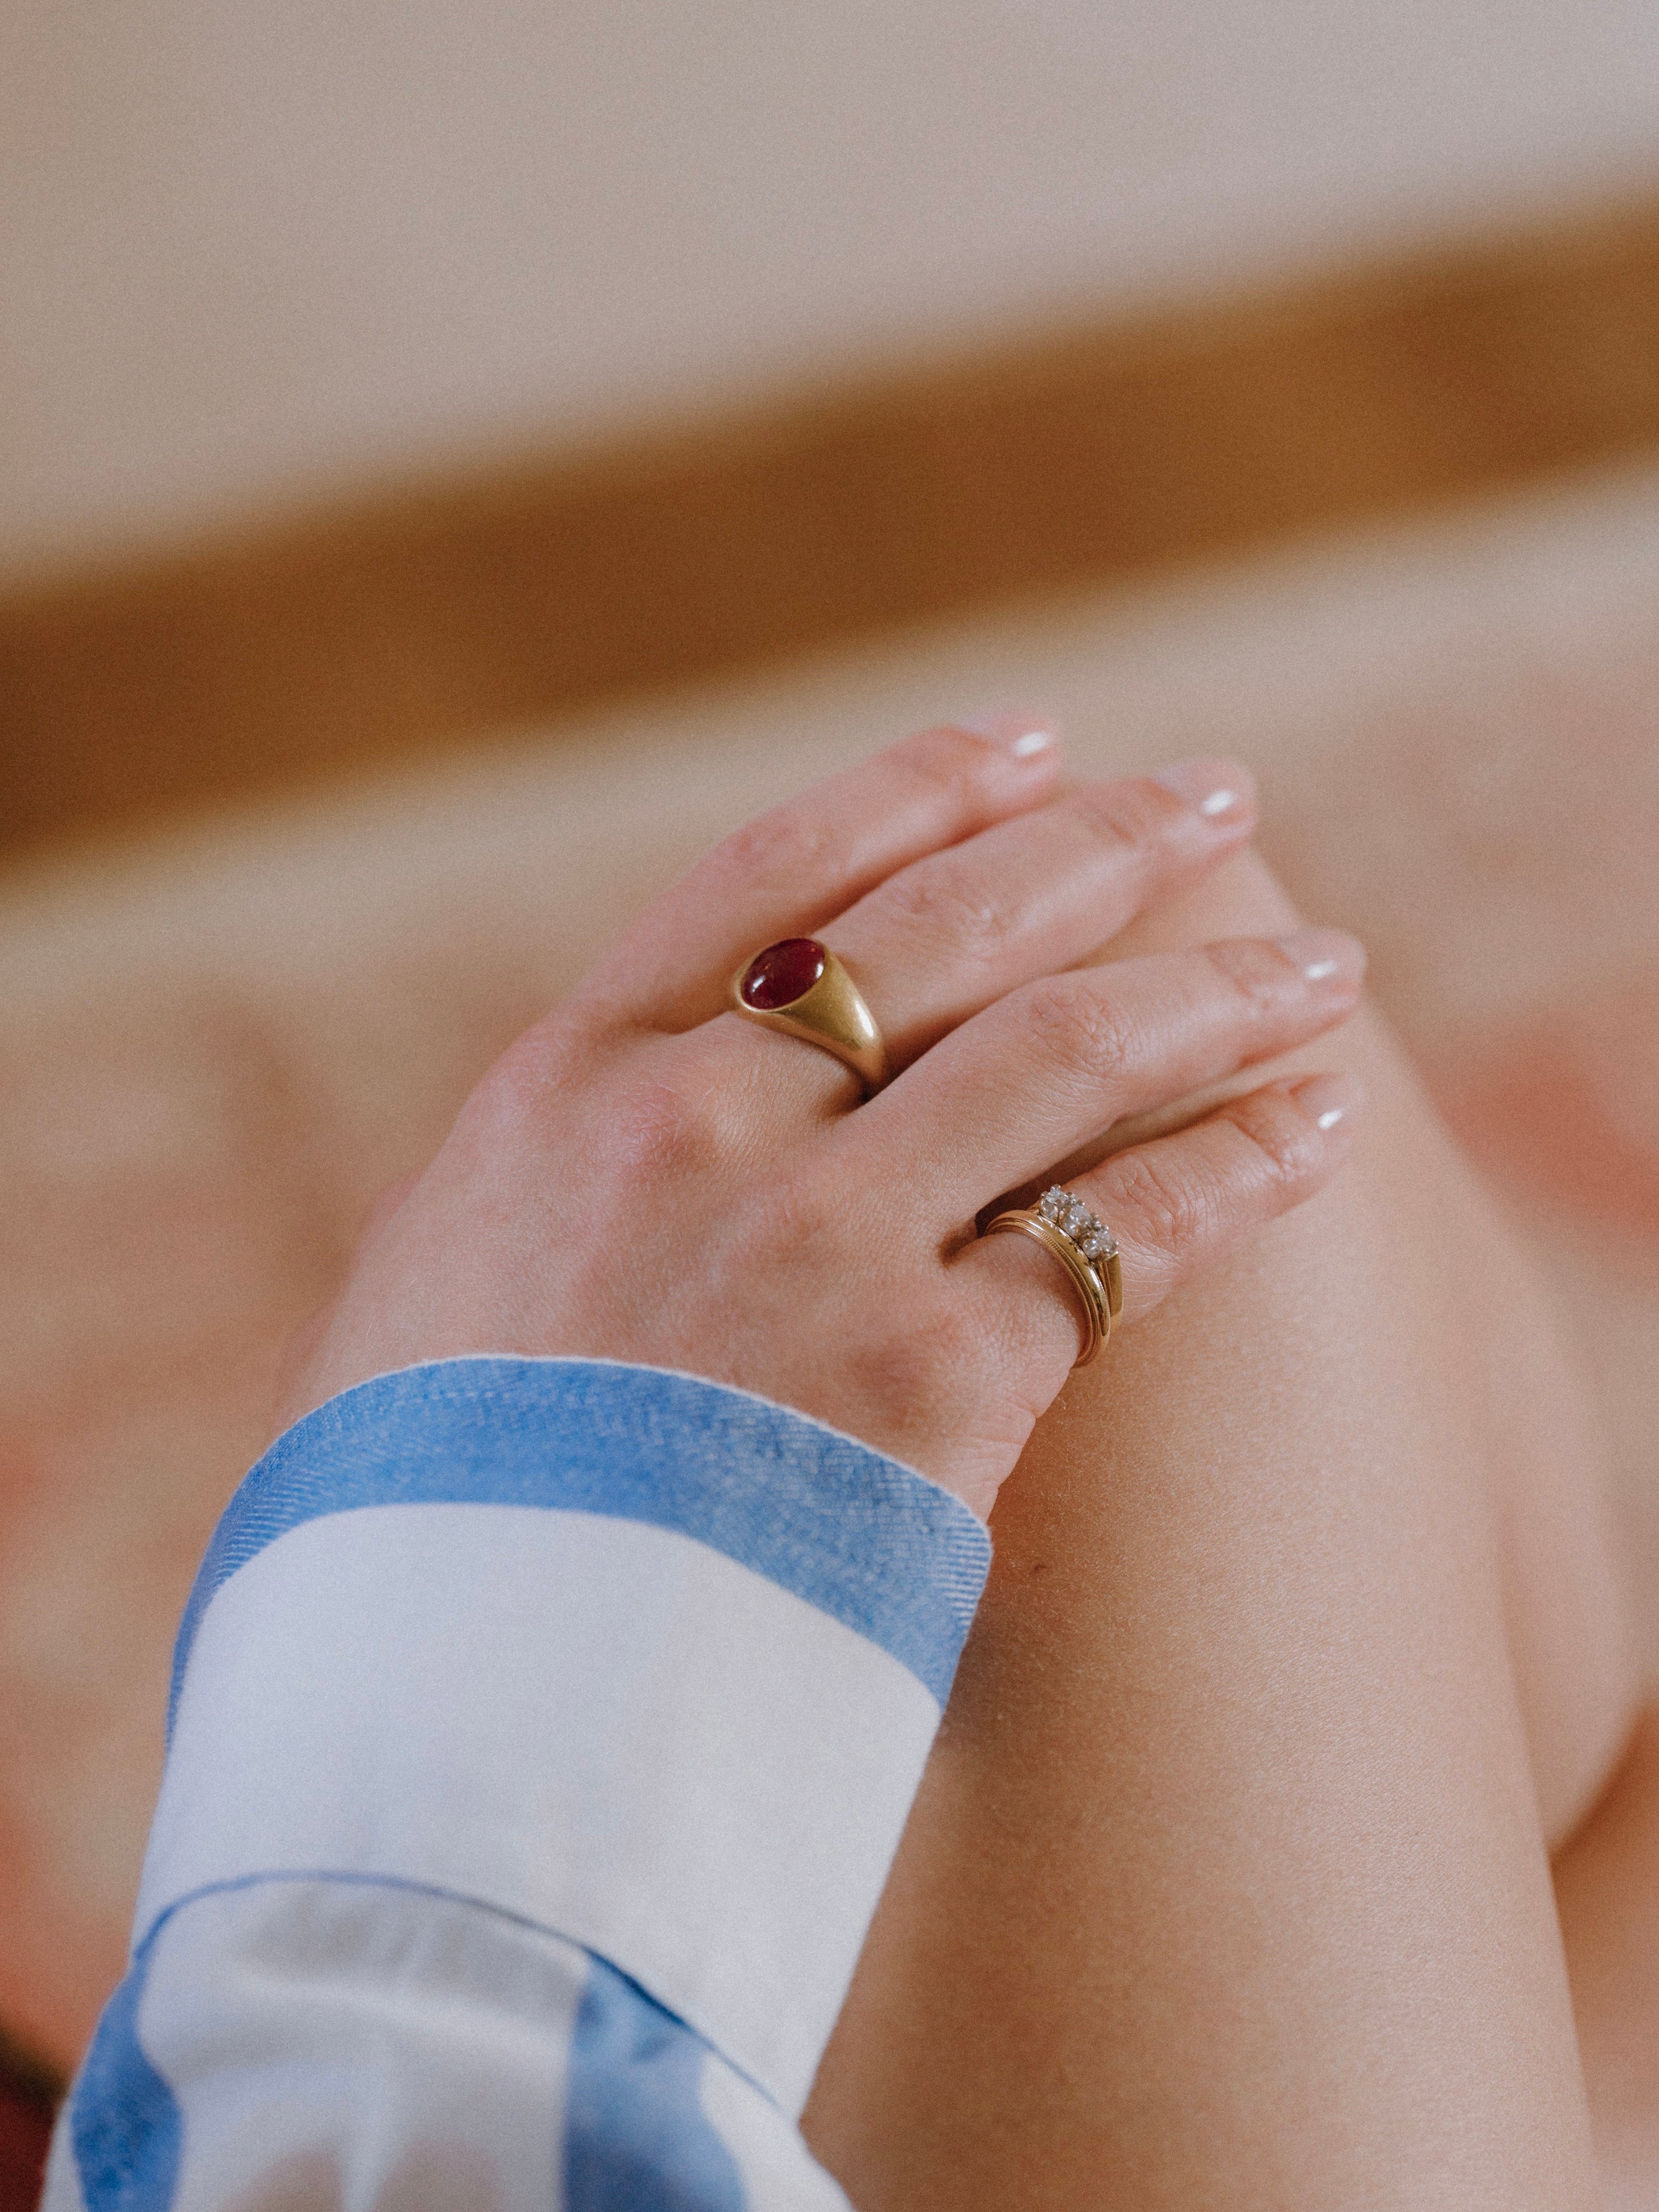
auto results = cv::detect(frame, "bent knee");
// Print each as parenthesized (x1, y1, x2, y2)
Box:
(1109, 846, 1302, 957)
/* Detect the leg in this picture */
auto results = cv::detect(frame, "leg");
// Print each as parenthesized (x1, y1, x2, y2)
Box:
(802, 851, 1638, 2210)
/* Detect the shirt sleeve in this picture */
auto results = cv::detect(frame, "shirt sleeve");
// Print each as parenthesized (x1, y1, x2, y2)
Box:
(43, 1355, 992, 2212)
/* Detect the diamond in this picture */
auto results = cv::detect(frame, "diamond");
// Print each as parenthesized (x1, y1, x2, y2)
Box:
(1039, 1187, 1068, 1222)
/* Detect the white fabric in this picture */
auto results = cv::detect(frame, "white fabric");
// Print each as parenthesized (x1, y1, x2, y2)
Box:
(135, 1882, 575, 2212)
(140, 1503, 940, 2115)
(43, 1878, 855, 2211)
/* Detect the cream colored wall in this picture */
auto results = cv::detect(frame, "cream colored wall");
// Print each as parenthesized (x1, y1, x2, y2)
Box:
(3, 0, 1658, 583)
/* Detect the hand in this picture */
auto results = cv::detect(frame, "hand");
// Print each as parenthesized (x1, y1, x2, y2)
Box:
(277, 720, 1364, 1519)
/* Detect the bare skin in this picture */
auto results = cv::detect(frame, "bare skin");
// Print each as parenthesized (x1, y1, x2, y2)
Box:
(804, 851, 1639, 2211)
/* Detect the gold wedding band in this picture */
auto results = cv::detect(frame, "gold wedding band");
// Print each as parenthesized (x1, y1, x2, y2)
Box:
(731, 937, 890, 1094)
(984, 1186, 1123, 1366)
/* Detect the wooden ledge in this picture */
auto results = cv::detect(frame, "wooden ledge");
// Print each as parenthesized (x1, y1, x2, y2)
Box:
(4, 189, 1659, 859)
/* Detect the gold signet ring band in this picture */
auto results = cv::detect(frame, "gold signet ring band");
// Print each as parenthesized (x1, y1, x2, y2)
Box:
(984, 1186, 1124, 1366)
(731, 938, 890, 1094)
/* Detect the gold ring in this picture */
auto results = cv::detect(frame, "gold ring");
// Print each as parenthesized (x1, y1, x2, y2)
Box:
(984, 1186, 1123, 1366)
(731, 937, 890, 1094)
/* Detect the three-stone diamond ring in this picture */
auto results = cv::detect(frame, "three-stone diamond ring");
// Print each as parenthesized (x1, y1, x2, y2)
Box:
(731, 937, 890, 1094)
(983, 1187, 1125, 1366)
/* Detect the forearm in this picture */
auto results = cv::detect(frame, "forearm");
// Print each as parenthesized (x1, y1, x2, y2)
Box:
(47, 1359, 989, 2211)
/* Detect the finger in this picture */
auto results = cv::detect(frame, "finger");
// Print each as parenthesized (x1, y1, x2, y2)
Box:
(858, 929, 1366, 1207)
(582, 715, 1063, 1024)
(809, 755, 1255, 1071)
(957, 1072, 1361, 1364)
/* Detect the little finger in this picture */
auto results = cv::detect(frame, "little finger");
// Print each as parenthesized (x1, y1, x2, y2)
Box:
(958, 1072, 1361, 1360)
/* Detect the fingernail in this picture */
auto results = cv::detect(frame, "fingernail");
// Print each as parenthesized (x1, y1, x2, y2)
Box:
(962, 709, 1060, 758)
(1277, 926, 1366, 991)
(1292, 1071, 1363, 1132)
(1153, 755, 1254, 822)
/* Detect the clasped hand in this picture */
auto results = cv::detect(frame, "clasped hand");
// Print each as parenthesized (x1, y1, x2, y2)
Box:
(279, 719, 1363, 1519)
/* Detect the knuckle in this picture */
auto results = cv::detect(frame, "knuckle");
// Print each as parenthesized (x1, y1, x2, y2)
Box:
(708, 804, 834, 894)
(1020, 973, 1138, 1091)
(1198, 935, 1301, 1017)
(868, 859, 1015, 967)
(927, 1292, 997, 1381)
(1225, 1084, 1327, 1185)
(460, 1024, 580, 1139)
(897, 721, 1008, 797)
(1109, 1145, 1215, 1254)
(976, 1239, 1084, 1371)
(590, 1066, 728, 1192)
(1069, 777, 1176, 861)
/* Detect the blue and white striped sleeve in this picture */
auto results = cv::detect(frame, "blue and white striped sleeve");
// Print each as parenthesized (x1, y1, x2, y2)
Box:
(44, 1355, 992, 2211)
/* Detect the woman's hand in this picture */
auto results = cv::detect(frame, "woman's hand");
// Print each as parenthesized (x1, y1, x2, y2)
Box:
(277, 720, 1364, 1519)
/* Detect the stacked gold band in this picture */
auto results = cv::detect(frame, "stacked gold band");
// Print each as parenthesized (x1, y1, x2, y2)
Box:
(985, 1186, 1123, 1366)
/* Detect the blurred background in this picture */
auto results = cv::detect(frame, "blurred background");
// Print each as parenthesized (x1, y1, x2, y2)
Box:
(5, 1, 1659, 2198)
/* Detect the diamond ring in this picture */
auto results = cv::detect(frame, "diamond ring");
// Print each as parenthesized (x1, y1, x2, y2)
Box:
(983, 1186, 1124, 1365)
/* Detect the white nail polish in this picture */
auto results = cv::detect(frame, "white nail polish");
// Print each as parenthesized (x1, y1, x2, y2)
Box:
(1278, 928, 1363, 985)
(1153, 758, 1251, 817)
(961, 711, 1059, 754)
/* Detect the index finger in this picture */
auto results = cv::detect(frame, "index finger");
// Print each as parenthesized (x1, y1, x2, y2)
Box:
(581, 716, 1063, 1026)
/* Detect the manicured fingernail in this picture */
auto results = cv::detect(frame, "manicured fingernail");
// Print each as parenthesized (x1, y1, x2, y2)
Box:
(1292, 1071, 1363, 1132)
(1152, 755, 1254, 821)
(1277, 926, 1366, 991)
(962, 710, 1060, 757)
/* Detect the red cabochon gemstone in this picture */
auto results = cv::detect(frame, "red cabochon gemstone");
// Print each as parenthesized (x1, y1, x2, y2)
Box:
(739, 937, 827, 1011)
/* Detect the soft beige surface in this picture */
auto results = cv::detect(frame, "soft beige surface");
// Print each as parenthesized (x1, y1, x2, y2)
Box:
(4, 456, 1659, 2064)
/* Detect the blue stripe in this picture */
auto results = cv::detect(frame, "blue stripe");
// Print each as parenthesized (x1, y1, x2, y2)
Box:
(69, 1936, 181, 2212)
(563, 1957, 747, 2211)
(170, 1358, 988, 1723)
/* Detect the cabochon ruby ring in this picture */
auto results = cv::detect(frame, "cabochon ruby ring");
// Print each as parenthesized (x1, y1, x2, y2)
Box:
(731, 937, 890, 1094)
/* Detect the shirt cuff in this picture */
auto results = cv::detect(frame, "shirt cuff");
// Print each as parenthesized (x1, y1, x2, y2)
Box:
(135, 1356, 992, 2114)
